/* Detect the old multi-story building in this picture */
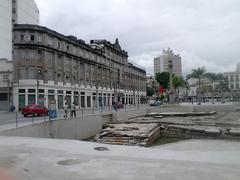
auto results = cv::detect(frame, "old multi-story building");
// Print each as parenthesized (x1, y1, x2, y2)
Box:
(12, 24, 146, 110)
(154, 48, 182, 76)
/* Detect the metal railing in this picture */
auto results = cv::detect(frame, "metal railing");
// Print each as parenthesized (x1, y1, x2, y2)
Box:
(13, 104, 149, 129)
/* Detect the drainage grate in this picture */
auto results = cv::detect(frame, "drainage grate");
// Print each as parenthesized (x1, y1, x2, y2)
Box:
(94, 147, 109, 151)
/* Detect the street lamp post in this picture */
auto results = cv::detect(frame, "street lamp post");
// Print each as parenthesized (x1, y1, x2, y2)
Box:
(168, 55, 175, 104)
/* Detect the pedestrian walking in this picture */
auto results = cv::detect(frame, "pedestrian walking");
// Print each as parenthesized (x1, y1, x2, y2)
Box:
(112, 102, 117, 112)
(64, 103, 68, 118)
(71, 103, 76, 118)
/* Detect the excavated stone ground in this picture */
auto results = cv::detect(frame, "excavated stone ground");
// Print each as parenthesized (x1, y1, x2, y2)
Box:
(95, 123, 160, 146)
(95, 111, 240, 146)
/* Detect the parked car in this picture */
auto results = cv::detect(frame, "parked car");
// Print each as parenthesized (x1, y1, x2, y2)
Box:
(21, 104, 48, 117)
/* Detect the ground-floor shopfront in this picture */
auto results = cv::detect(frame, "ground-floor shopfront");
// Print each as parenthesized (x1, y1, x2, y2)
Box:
(13, 81, 146, 111)
(0, 87, 12, 111)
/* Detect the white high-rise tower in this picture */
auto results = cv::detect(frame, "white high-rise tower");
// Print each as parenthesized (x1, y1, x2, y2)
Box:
(154, 48, 182, 77)
(0, 0, 39, 61)
(0, 0, 12, 61)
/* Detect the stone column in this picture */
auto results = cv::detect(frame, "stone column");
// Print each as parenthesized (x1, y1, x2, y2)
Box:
(62, 55, 66, 84)
(70, 57, 73, 85)
(84, 63, 87, 87)
(85, 94, 87, 108)
(90, 93, 93, 108)
(43, 50, 48, 83)
(54, 53, 58, 84)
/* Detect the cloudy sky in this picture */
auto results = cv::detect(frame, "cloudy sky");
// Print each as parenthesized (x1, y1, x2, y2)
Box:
(35, 0, 240, 76)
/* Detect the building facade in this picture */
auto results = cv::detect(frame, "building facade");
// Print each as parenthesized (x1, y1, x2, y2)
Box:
(224, 63, 240, 91)
(154, 48, 182, 76)
(0, 59, 13, 110)
(13, 24, 146, 110)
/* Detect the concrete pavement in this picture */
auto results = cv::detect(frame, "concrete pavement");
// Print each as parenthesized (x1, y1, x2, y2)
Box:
(0, 137, 240, 180)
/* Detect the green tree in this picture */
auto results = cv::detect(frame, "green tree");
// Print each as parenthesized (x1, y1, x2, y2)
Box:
(173, 75, 184, 102)
(146, 86, 154, 97)
(173, 76, 184, 89)
(155, 72, 169, 89)
(187, 67, 207, 105)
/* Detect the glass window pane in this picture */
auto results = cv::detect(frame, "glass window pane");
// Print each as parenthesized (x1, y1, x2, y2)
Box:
(87, 96, 91, 107)
(19, 95, 25, 110)
(28, 95, 35, 105)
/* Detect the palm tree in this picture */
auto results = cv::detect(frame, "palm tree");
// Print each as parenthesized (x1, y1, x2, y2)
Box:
(187, 67, 206, 105)
(205, 72, 218, 104)
(205, 73, 229, 103)
(215, 74, 229, 103)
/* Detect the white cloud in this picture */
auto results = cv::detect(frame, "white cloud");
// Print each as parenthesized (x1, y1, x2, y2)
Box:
(35, 0, 240, 75)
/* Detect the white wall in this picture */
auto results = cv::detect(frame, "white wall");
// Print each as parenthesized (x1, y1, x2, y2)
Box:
(0, 114, 108, 140)
(0, 0, 12, 60)
(16, 0, 39, 25)
(0, 0, 39, 61)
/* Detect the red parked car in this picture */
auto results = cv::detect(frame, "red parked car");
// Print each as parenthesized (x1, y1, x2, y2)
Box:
(21, 105, 48, 117)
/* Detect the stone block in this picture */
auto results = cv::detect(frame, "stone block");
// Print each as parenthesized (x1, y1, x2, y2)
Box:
(204, 129, 220, 135)
(229, 129, 240, 136)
